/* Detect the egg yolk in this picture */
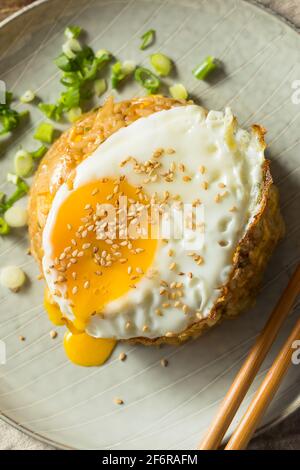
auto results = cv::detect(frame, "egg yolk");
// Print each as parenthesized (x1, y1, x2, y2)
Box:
(44, 178, 157, 366)
(63, 331, 116, 367)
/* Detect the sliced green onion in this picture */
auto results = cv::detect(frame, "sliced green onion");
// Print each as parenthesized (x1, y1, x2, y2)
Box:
(34, 122, 54, 143)
(0, 108, 20, 135)
(7, 173, 19, 185)
(62, 38, 82, 59)
(14, 150, 33, 177)
(39, 103, 64, 121)
(0, 265, 26, 291)
(111, 61, 135, 89)
(193, 56, 217, 80)
(140, 29, 155, 50)
(64, 25, 82, 39)
(4, 206, 28, 228)
(3, 175, 29, 212)
(0, 217, 10, 235)
(94, 78, 107, 97)
(54, 53, 78, 72)
(96, 49, 110, 59)
(134, 67, 160, 94)
(30, 145, 48, 160)
(20, 90, 35, 104)
(150, 53, 172, 76)
(169, 83, 188, 100)
(67, 107, 82, 123)
(59, 87, 81, 110)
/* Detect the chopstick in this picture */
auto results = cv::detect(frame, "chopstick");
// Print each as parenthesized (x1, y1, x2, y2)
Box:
(198, 263, 300, 450)
(225, 316, 300, 450)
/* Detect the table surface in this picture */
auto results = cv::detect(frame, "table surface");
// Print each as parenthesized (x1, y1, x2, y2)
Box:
(0, 0, 299, 451)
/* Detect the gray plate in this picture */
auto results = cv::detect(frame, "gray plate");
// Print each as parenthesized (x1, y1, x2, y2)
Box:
(0, 0, 299, 450)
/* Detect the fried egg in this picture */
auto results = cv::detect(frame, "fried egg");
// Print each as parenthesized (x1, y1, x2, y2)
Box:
(42, 105, 265, 364)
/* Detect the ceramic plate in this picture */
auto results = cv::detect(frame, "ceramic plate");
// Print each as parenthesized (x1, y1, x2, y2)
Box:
(0, 0, 299, 450)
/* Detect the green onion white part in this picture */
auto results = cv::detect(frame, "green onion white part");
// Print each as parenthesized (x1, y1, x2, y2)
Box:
(4, 206, 28, 228)
(14, 149, 33, 177)
(20, 90, 35, 104)
(94, 78, 107, 97)
(0, 266, 26, 292)
(169, 83, 188, 100)
(67, 107, 82, 123)
(150, 53, 172, 76)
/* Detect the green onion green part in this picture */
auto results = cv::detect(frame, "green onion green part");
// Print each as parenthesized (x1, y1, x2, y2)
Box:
(20, 90, 35, 104)
(192, 56, 217, 80)
(38, 103, 63, 121)
(0, 92, 23, 135)
(30, 145, 48, 159)
(64, 25, 82, 39)
(169, 83, 188, 100)
(150, 53, 172, 76)
(134, 67, 160, 94)
(111, 61, 135, 89)
(34, 122, 55, 143)
(140, 29, 155, 50)
(0, 217, 10, 235)
(14, 150, 34, 178)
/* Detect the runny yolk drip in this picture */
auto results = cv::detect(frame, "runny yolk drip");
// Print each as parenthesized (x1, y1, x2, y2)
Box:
(63, 331, 116, 367)
(44, 178, 157, 366)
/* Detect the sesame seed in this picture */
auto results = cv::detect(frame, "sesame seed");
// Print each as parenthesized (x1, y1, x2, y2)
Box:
(215, 194, 221, 203)
(83, 280, 90, 289)
(50, 330, 58, 339)
(160, 359, 168, 367)
(114, 398, 124, 405)
(162, 303, 170, 308)
(169, 262, 176, 271)
(199, 165, 206, 174)
(183, 175, 192, 182)
(165, 332, 174, 338)
(82, 243, 91, 250)
(72, 286, 78, 295)
(119, 352, 127, 361)
(202, 181, 209, 190)
(218, 182, 226, 188)
(125, 321, 131, 329)
(182, 304, 189, 314)
(19, 335, 26, 341)
(67, 224, 72, 230)
(155, 309, 162, 316)
(188, 272, 193, 279)
(168, 249, 174, 257)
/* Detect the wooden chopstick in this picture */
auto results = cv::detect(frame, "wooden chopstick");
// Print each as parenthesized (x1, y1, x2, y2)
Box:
(225, 316, 300, 450)
(198, 263, 300, 450)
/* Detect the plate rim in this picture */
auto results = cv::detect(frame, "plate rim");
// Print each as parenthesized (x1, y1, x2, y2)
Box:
(0, 0, 299, 450)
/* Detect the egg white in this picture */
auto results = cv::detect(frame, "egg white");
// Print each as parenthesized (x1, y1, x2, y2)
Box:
(42, 105, 265, 339)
